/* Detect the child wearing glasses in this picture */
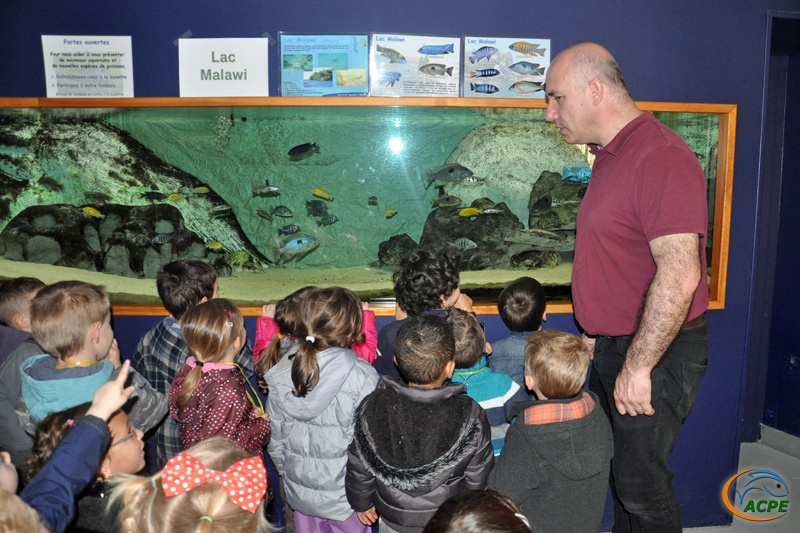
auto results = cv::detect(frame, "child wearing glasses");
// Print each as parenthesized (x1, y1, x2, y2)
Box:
(168, 298, 270, 457)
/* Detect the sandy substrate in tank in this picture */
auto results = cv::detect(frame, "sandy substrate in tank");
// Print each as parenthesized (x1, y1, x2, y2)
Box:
(0, 258, 573, 312)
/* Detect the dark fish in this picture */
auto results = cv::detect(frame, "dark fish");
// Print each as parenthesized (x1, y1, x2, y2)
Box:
(256, 209, 272, 221)
(470, 82, 499, 94)
(317, 215, 340, 227)
(278, 224, 301, 236)
(277, 234, 319, 261)
(38, 177, 63, 191)
(368, 196, 378, 206)
(210, 204, 231, 212)
(253, 180, 280, 196)
(431, 195, 462, 207)
(376, 45, 406, 64)
(141, 191, 167, 200)
(531, 193, 553, 216)
(469, 68, 500, 78)
(288, 142, 320, 161)
(152, 234, 174, 244)
(419, 64, 453, 77)
(208, 208, 233, 221)
(449, 238, 478, 250)
(306, 200, 328, 217)
(425, 164, 473, 188)
(469, 46, 498, 64)
(577, 187, 588, 199)
(272, 205, 294, 218)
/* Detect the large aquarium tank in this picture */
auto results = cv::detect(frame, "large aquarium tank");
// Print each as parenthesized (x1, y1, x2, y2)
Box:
(0, 98, 732, 309)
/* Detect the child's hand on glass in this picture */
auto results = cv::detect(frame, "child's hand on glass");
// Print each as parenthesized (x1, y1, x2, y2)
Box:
(261, 304, 276, 318)
(86, 360, 135, 422)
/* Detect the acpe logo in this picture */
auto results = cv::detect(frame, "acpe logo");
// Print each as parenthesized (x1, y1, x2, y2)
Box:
(722, 469, 789, 521)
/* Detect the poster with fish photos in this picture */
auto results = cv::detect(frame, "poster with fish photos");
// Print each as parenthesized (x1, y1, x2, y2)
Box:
(279, 33, 369, 96)
(462, 36, 550, 98)
(370, 33, 461, 97)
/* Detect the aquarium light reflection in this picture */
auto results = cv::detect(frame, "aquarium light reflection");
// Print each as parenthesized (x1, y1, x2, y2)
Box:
(389, 137, 405, 155)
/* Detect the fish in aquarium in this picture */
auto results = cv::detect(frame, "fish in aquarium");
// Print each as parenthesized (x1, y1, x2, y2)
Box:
(509, 81, 544, 94)
(317, 215, 339, 227)
(82, 206, 105, 219)
(482, 207, 504, 214)
(449, 237, 477, 250)
(508, 61, 545, 76)
(419, 64, 453, 77)
(272, 205, 294, 218)
(460, 176, 485, 187)
(190, 186, 210, 195)
(152, 233, 174, 244)
(376, 45, 406, 64)
(431, 195, 462, 207)
(385, 209, 398, 219)
(167, 193, 184, 201)
(470, 82, 499, 95)
(469, 46, 498, 64)
(562, 166, 592, 184)
(141, 191, 167, 200)
(418, 43, 454, 55)
(208, 208, 234, 221)
(509, 41, 546, 57)
(425, 164, 473, 188)
(377, 72, 401, 87)
(459, 207, 483, 217)
(311, 188, 334, 201)
(206, 242, 223, 250)
(288, 142, 319, 161)
(531, 193, 553, 216)
(368, 196, 379, 206)
(253, 180, 280, 196)
(306, 200, 328, 216)
(277, 234, 319, 262)
(469, 68, 500, 78)
(38, 177, 63, 191)
(278, 224, 301, 236)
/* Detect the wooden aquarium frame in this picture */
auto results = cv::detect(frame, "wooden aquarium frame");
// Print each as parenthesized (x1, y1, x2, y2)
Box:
(0, 97, 735, 316)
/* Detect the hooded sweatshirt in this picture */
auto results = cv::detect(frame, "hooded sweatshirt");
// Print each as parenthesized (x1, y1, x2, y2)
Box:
(265, 346, 378, 521)
(488, 390, 613, 533)
(346, 376, 494, 533)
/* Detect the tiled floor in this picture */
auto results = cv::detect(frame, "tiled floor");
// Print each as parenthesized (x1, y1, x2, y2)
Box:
(688, 427, 800, 532)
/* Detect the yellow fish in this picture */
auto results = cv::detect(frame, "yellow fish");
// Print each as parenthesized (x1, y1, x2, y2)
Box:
(82, 206, 105, 219)
(360, 39, 367, 47)
(167, 194, 184, 201)
(385, 209, 398, 219)
(191, 186, 210, 194)
(508, 41, 546, 57)
(312, 188, 334, 201)
(206, 242, 223, 250)
(459, 207, 484, 217)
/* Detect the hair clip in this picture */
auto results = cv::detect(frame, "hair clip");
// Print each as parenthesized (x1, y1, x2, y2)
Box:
(305, 335, 316, 343)
(161, 452, 267, 513)
(196, 360, 204, 367)
(199, 516, 213, 523)
(515, 513, 531, 528)
(66, 419, 74, 427)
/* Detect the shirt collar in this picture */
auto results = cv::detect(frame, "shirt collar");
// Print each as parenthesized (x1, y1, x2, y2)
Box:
(590, 111, 653, 157)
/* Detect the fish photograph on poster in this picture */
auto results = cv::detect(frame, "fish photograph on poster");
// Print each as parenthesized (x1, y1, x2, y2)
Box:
(370, 33, 461, 97)
(462, 36, 550, 98)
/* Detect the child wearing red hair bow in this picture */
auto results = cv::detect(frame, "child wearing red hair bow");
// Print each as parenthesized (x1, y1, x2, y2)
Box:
(111, 437, 273, 532)
(168, 299, 270, 456)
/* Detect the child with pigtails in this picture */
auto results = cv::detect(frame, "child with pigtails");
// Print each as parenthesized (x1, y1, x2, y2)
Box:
(168, 299, 270, 457)
(262, 286, 379, 532)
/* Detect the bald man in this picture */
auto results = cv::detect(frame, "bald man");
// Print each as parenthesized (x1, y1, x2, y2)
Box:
(545, 43, 709, 532)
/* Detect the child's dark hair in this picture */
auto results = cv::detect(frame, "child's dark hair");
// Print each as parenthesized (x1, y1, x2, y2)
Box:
(393, 247, 460, 317)
(394, 314, 454, 385)
(423, 490, 531, 533)
(444, 308, 485, 369)
(498, 277, 546, 332)
(177, 299, 246, 409)
(156, 260, 218, 321)
(0, 277, 45, 327)
(291, 287, 364, 397)
(256, 286, 318, 392)
(27, 402, 92, 482)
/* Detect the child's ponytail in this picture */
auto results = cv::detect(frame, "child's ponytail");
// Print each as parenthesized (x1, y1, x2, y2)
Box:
(178, 298, 245, 409)
(291, 335, 320, 398)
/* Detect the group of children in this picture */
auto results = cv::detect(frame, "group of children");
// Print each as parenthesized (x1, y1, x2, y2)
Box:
(0, 247, 613, 533)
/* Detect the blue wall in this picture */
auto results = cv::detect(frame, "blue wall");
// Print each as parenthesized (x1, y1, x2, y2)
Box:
(5, 0, 800, 527)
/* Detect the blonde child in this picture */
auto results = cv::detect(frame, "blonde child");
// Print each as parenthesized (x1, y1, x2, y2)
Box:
(111, 437, 273, 533)
(263, 286, 378, 532)
(169, 298, 270, 456)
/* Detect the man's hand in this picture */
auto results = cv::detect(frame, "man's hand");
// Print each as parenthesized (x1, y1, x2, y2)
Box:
(614, 365, 655, 416)
(581, 333, 596, 360)
(356, 507, 378, 526)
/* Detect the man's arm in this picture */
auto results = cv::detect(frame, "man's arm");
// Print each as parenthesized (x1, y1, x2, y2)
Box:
(614, 233, 701, 417)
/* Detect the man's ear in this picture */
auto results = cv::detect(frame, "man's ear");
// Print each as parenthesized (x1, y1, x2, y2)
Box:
(588, 78, 604, 105)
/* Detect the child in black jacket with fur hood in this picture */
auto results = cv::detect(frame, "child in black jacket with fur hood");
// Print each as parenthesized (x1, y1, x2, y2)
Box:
(346, 314, 494, 533)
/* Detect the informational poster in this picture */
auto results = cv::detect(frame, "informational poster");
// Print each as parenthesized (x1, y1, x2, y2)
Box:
(279, 34, 369, 96)
(370, 33, 461, 97)
(42, 35, 134, 98)
(462, 36, 550, 98)
(179, 38, 268, 97)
